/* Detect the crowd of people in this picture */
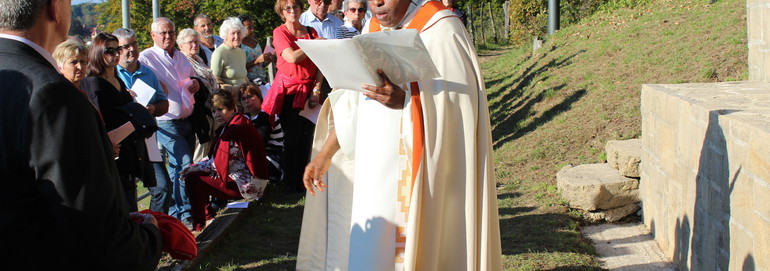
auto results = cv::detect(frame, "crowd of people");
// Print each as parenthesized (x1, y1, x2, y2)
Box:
(43, 0, 375, 233)
(1, 0, 501, 269)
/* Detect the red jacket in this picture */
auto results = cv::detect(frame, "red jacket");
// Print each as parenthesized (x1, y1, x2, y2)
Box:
(211, 113, 269, 181)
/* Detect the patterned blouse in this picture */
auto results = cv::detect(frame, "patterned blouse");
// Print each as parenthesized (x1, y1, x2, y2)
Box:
(189, 141, 268, 199)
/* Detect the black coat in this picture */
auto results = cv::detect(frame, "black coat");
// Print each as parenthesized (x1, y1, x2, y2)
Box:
(0, 38, 162, 270)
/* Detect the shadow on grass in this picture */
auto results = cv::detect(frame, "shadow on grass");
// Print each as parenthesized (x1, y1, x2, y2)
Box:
(493, 88, 587, 149)
(541, 265, 604, 270)
(498, 191, 523, 200)
(500, 213, 595, 256)
(192, 183, 305, 271)
(485, 46, 587, 149)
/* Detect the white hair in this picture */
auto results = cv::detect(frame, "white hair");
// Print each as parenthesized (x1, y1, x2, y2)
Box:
(151, 17, 175, 32)
(219, 17, 246, 39)
(176, 28, 199, 45)
(343, 0, 366, 11)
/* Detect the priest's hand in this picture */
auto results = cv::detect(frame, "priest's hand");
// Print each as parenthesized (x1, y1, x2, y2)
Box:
(362, 69, 405, 109)
(303, 154, 332, 196)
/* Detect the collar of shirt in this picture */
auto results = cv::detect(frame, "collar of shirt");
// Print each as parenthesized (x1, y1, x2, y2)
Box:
(117, 63, 145, 76)
(0, 34, 59, 70)
(381, 0, 426, 31)
(149, 45, 180, 59)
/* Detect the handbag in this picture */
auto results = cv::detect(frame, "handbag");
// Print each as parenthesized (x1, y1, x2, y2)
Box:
(119, 102, 158, 138)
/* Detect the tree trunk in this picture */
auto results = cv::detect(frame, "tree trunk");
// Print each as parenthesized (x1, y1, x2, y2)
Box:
(488, 1, 497, 43)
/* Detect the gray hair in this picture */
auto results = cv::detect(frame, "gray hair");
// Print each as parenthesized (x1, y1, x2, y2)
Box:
(112, 28, 137, 40)
(0, 0, 48, 31)
(52, 39, 87, 66)
(219, 17, 245, 39)
(343, 0, 366, 11)
(194, 14, 211, 25)
(151, 17, 175, 32)
(176, 28, 199, 45)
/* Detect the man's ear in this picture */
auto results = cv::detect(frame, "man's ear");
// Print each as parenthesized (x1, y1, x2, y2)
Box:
(48, 0, 62, 23)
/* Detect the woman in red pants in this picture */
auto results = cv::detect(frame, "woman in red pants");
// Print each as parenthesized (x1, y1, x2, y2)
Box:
(182, 91, 269, 231)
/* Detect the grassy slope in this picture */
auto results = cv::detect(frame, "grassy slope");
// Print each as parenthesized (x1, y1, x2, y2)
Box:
(188, 0, 747, 270)
(488, 0, 746, 269)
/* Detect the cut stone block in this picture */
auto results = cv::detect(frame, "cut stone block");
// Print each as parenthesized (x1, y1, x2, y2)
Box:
(583, 203, 641, 222)
(606, 139, 642, 178)
(557, 164, 640, 211)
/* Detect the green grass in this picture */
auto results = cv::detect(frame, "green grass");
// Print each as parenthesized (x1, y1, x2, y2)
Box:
(184, 0, 747, 269)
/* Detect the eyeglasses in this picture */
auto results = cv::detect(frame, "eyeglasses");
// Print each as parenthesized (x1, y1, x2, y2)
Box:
(347, 7, 366, 13)
(104, 47, 123, 56)
(155, 30, 176, 36)
(182, 40, 199, 46)
(311, 0, 332, 5)
(116, 40, 137, 52)
(283, 5, 302, 11)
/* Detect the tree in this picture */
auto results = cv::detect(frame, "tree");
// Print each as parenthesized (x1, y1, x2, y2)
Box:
(97, 0, 283, 50)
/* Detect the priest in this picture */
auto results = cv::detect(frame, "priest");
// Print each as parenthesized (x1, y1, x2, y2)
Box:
(297, 0, 503, 270)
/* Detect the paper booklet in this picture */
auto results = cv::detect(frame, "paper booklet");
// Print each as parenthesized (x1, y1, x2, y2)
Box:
(130, 79, 156, 106)
(295, 29, 440, 91)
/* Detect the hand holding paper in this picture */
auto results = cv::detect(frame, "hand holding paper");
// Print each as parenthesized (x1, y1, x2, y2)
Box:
(361, 69, 406, 109)
(295, 29, 439, 91)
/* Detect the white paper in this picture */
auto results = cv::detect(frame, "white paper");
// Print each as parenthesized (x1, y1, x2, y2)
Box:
(264, 45, 275, 54)
(226, 201, 249, 208)
(107, 121, 135, 144)
(295, 29, 440, 91)
(145, 133, 162, 162)
(299, 100, 321, 124)
(260, 83, 271, 99)
(131, 79, 157, 106)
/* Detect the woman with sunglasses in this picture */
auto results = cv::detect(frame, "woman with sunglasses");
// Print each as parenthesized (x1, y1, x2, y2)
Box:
(81, 33, 156, 212)
(335, 0, 366, 39)
(262, 0, 324, 192)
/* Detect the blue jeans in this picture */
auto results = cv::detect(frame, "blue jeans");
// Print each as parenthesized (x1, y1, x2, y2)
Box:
(149, 161, 171, 213)
(156, 119, 195, 221)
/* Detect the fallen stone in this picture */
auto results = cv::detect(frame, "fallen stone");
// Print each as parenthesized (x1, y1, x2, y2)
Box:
(583, 203, 640, 222)
(557, 164, 640, 211)
(605, 138, 642, 178)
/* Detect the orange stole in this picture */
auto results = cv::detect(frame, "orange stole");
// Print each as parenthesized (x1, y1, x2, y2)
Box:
(368, 1, 449, 267)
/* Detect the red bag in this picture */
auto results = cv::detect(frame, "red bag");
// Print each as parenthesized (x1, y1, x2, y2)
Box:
(133, 210, 198, 260)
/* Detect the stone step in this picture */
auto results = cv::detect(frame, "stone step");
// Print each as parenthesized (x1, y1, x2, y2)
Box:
(557, 163, 640, 211)
(605, 138, 641, 178)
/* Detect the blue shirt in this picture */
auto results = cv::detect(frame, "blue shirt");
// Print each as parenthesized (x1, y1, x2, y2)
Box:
(300, 10, 344, 39)
(116, 63, 167, 105)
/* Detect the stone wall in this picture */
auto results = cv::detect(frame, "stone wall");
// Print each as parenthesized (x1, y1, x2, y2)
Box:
(640, 82, 770, 270)
(748, 0, 770, 82)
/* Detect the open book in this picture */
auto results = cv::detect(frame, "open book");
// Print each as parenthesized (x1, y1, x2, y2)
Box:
(295, 29, 440, 91)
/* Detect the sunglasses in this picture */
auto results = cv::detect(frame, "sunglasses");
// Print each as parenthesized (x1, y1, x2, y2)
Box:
(116, 40, 137, 52)
(283, 5, 302, 11)
(103, 47, 123, 56)
(347, 7, 366, 13)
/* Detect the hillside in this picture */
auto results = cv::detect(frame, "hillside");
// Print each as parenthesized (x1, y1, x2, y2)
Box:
(184, 0, 749, 270)
(486, 0, 747, 269)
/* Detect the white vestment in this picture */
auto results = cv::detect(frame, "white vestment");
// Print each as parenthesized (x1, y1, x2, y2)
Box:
(297, 2, 503, 270)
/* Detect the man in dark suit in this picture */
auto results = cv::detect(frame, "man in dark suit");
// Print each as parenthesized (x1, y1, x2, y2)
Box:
(0, 0, 163, 269)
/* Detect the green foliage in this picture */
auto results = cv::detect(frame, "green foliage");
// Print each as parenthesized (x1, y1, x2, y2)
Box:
(70, 3, 99, 39)
(97, 0, 282, 50)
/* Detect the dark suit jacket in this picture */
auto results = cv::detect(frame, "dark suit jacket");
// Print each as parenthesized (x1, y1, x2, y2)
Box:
(0, 38, 162, 270)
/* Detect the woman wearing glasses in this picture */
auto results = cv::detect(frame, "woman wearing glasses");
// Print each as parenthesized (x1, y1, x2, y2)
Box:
(335, 0, 366, 39)
(81, 33, 156, 212)
(262, 0, 324, 192)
